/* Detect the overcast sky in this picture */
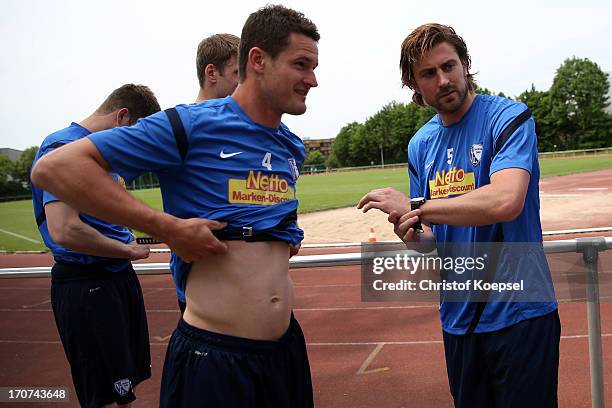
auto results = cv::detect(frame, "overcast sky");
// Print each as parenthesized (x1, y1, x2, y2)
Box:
(1, 0, 610, 150)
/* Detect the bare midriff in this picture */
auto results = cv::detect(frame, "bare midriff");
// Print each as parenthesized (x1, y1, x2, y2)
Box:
(183, 240, 293, 341)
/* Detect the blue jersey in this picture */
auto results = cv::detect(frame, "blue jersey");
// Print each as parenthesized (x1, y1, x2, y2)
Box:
(408, 94, 557, 334)
(89, 96, 306, 301)
(32, 123, 132, 271)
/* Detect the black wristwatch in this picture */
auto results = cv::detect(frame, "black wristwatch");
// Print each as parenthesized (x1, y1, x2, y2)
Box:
(410, 197, 426, 233)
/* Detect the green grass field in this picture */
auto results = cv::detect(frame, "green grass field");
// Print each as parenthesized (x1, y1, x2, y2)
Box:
(1, 155, 611, 251)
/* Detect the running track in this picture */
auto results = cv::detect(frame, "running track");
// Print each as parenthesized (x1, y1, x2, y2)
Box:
(0, 169, 611, 407)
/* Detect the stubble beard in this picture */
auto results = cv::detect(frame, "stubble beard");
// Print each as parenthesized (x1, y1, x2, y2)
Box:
(430, 80, 469, 116)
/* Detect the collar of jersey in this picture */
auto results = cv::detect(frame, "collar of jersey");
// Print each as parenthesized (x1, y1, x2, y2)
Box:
(438, 93, 481, 130)
(69, 122, 92, 135)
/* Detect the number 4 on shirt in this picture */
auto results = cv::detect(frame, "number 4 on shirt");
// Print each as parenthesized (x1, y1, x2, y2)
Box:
(262, 152, 272, 170)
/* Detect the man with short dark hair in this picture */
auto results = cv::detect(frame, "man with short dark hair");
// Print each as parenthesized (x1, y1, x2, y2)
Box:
(172, 33, 241, 315)
(195, 33, 240, 103)
(359, 23, 559, 408)
(31, 84, 161, 408)
(32, 5, 319, 407)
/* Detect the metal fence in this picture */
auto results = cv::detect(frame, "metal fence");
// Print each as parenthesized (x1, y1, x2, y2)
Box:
(0, 237, 611, 407)
(303, 147, 612, 175)
(539, 147, 612, 159)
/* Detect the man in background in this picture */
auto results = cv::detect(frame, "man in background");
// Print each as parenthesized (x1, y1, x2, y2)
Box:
(173, 33, 241, 315)
(31, 84, 161, 407)
(195, 33, 240, 103)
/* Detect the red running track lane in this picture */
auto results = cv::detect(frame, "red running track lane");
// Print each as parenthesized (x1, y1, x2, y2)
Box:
(1, 255, 612, 407)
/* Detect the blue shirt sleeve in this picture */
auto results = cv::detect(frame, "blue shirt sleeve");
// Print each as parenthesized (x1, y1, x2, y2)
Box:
(489, 105, 537, 177)
(88, 108, 190, 181)
(37, 142, 71, 207)
(42, 190, 59, 206)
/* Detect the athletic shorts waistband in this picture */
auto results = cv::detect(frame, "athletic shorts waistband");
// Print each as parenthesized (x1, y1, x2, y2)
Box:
(177, 314, 299, 354)
(51, 260, 134, 283)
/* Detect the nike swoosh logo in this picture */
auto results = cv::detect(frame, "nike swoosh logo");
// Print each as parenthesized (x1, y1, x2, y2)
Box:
(425, 160, 435, 169)
(220, 150, 243, 159)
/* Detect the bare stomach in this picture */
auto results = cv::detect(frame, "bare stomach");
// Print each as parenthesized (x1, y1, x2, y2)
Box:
(183, 241, 293, 341)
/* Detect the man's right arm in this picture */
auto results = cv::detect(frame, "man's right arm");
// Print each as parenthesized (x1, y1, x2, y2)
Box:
(32, 138, 227, 261)
(45, 201, 150, 260)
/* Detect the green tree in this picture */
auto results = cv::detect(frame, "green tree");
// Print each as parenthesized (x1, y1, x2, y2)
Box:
(330, 102, 434, 168)
(361, 101, 435, 166)
(518, 85, 557, 151)
(304, 150, 325, 166)
(330, 122, 364, 167)
(549, 57, 611, 149)
(0, 154, 29, 197)
(324, 151, 339, 168)
(476, 87, 508, 98)
(347, 124, 371, 166)
(0, 155, 14, 194)
(12, 146, 39, 189)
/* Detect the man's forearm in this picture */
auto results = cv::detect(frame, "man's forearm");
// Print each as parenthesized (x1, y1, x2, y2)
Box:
(58, 221, 134, 259)
(32, 138, 173, 240)
(421, 183, 520, 226)
(419, 168, 529, 227)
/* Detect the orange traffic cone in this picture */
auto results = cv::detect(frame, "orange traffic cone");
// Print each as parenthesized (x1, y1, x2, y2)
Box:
(368, 227, 377, 243)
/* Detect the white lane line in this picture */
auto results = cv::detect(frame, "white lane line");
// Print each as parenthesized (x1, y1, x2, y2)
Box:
(539, 194, 584, 197)
(543, 227, 612, 236)
(307, 333, 612, 346)
(22, 299, 51, 309)
(0, 228, 42, 244)
(0, 305, 439, 313)
(356, 343, 390, 375)
(295, 305, 437, 312)
(153, 334, 172, 342)
(1, 333, 611, 347)
(577, 188, 608, 191)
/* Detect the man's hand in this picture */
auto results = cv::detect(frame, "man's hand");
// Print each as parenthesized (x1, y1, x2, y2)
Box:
(127, 242, 151, 261)
(389, 209, 422, 242)
(289, 243, 301, 258)
(161, 218, 228, 262)
(357, 187, 411, 215)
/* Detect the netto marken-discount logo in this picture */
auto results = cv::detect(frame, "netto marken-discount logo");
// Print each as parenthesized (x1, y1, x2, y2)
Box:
(428, 167, 476, 199)
(228, 170, 295, 205)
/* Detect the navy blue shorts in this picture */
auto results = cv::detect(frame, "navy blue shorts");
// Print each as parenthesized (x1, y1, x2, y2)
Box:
(443, 310, 561, 408)
(50, 261, 151, 407)
(160, 314, 313, 408)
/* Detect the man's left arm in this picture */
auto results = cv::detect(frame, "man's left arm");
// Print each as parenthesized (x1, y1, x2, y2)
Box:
(421, 107, 535, 226)
(419, 168, 529, 226)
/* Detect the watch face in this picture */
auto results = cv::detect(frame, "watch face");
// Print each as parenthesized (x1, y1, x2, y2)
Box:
(411, 197, 426, 209)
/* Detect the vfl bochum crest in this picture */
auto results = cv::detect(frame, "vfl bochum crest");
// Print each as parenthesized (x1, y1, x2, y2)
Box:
(114, 378, 132, 396)
(469, 143, 483, 166)
(288, 158, 299, 181)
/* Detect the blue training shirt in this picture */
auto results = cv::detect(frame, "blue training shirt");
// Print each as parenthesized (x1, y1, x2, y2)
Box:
(88, 96, 306, 302)
(408, 94, 557, 334)
(32, 123, 132, 271)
